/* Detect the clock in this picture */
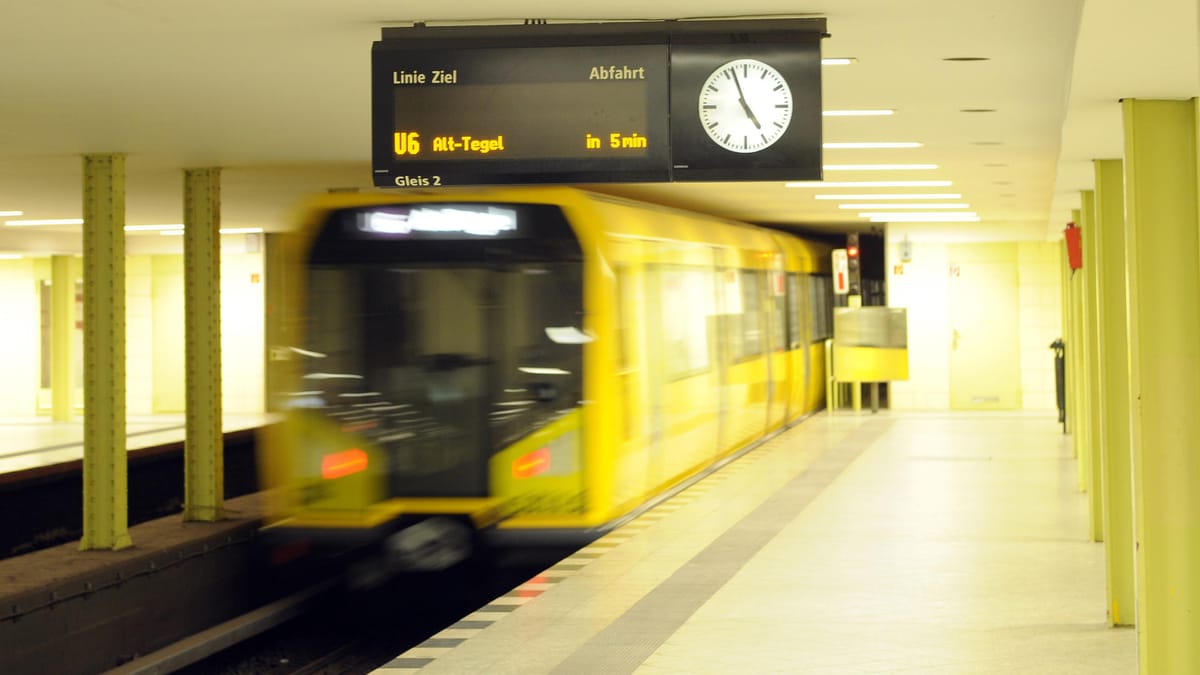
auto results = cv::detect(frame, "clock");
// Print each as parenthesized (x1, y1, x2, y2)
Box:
(697, 58, 793, 154)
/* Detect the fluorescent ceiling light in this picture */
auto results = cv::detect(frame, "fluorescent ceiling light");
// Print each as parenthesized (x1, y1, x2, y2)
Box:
(823, 164, 938, 171)
(869, 216, 981, 223)
(863, 213, 981, 222)
(839, 203, 970, 210)
(0, 253, 24, 260)
(0, 211, 23, 217)
(5, 218, 84, 226)
(821, 58, 857, 66)
(813, 193, 962, 200)
(823, 109, 893, 117)
(545, 326, 595, 344)
(160, 227, 265, 236)
(787, 180, 953, 188)
(125, 224, 183, 232)
(518, 366, 572, 375)
(823, 142, 922, 149)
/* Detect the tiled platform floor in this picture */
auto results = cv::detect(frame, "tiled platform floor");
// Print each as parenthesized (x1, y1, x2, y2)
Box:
(0, 413, 271, 475)
(376, 411, 1135, 674)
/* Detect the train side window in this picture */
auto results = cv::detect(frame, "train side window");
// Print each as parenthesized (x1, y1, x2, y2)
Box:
(659, 266, 715, 380)
(786, 272, 802, 350)
(737, 269, 765, 360)
(808, 274, 833, 341)
(771, 272, 786, 352)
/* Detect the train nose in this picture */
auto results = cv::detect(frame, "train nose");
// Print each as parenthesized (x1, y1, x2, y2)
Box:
(384, 517, 474, 571)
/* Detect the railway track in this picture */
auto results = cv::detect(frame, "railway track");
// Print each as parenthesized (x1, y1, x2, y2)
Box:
(118, 547, 570, 675)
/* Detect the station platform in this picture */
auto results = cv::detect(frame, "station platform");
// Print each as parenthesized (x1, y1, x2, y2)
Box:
(0, 413, 271, 475)
(376, 411, 1137, 674)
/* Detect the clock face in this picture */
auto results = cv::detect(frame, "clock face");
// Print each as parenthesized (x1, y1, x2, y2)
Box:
(697, 58, 793, 154)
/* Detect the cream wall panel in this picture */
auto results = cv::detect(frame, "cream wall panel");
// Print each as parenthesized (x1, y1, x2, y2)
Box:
(152, 255, 185, 412)
(0, 259, 39, 416)
(221, 252, 264, 413)
(885, 241, 950, 410)
(126, 256, 154, 414)
(1018, 242, 1064, 411)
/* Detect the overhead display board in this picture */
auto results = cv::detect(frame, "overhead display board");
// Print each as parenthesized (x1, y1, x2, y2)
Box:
(371, 19, 825, 187)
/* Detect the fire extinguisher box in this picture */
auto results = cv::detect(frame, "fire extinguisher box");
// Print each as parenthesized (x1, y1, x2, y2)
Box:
(1064, 223, 1083, 270)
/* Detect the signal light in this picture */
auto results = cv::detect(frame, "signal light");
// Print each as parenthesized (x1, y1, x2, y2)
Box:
(847, 245, 860, 258)
(513, 447, 551, 479)
(321, 448, 369, 480)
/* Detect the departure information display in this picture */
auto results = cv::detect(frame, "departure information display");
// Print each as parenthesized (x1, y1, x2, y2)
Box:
(371, 20, 825, 187)
(372, 44, 671, 186)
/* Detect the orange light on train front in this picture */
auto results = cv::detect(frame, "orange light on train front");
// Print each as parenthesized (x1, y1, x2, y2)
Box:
(321, 448, 369, 480)
(513, 447, 551, 479)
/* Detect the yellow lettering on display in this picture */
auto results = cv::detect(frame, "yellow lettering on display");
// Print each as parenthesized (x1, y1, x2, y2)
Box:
(394, 131, 421, 156)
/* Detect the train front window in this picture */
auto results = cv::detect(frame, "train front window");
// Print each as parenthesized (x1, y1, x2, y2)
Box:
(295, 254, 583, 499)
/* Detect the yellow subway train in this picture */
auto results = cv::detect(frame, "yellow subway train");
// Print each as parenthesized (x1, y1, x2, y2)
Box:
(258, 186, 833, 572)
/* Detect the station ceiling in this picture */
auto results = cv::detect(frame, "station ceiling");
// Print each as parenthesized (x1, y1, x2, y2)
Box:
(0, 0, 1196, 253)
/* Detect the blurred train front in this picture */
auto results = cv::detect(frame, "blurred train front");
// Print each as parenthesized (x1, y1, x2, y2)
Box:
(259, 196, 589, 575)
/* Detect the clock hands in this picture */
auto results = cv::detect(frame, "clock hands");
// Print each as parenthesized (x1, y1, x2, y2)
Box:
(729, 68, 762, 129)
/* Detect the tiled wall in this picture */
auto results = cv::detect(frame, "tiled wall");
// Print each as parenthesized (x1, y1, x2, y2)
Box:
(0, 247, 264, 417)
(885, 236, 1062, 411)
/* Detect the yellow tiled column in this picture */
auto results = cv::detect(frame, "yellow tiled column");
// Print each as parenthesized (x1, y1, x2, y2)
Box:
(1059, 238, 1073, 437)
(1123, 98, 1200, 670)
(79, 154, 131, 551)
(182, 168, 224, 522)
(1080, 191, 1103, 541)
(1069, 209, 1088, 491)
(1093, 158, 1135, 626)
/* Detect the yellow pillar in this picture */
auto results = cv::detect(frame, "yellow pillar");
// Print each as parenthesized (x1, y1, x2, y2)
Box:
(1069, 208, 1088, 491)
(50, 255, 73, 421)
(1059, 238, 1073, 437)
(1123, 98, 1200, 671)
(1094, 158, 1135, 626)
(182, 168, 224, 522)
(1080, 190, 1103, 542)
(80, 154, 131, 551)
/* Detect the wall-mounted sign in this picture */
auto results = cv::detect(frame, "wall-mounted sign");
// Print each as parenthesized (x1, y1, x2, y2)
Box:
(372, 19, 825, 187)
(832, 248, 849, 295)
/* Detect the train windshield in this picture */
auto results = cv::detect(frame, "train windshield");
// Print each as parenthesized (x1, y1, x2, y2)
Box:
(286, 203, 584, 498)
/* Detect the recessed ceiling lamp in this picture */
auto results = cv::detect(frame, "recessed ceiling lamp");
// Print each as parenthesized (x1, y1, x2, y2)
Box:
(822, 57, 857, 65)
(839, 203, 970, 210)
(823, 109, 894, 117)
(787, 180, 952, 188)
(0, 211, 23, 217)
(813, 193, 962, 200)
(823, 142, 922, 149)
(823, 164, 938, 171)
(5, 218, 84, 226)
(0, 253, 24, 260)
